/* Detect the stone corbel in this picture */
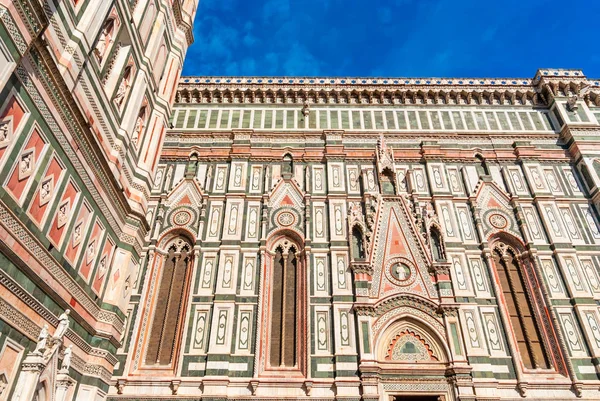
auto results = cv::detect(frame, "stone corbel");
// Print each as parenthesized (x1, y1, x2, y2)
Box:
(116, 379, 126, 395)
(170, 379, 181, 395)
(249, 379, 259, 395)
(303, 380, 313, 396)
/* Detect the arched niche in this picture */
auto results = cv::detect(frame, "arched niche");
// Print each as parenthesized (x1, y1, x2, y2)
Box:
(380, 167, 396, 195)
(282, 153, 293, 176)
(351, 224, 366, 261)
(429, 224, 446, 262)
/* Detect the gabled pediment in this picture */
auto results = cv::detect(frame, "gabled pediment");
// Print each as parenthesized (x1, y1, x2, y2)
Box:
(474, 179, 521, 239)
(164, 178, 205, 208)
(267, 178, 304, 211)
(369, 198, 438, 301)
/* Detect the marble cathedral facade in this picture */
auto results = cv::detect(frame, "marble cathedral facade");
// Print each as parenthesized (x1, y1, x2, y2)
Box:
(2, 2, 600, 401)
(110, 71, 600, 401)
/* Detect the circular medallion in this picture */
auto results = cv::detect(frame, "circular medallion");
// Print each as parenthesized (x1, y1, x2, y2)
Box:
(489, 213, 508, 229)
(386, 257, 417, 287)
(391, 262, 412, 282)
(173, 210, 192, 226)
(277, 211, 295, 227)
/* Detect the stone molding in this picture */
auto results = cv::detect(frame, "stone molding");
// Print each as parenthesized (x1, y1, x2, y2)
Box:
(177, 69, 600, 106)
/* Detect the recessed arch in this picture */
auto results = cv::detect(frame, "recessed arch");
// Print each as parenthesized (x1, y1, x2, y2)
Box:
(145, 232, 194, 367)
(380, 167, 396, 195)
(429, 224, 446, 262)
(282, 153, 293, 175)
(376, 316, 450, 364)
(259, 229, 307, 376)
(351, 224, 366, 261)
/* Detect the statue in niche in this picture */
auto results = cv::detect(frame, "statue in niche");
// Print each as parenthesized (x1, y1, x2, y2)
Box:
(40, 180, 51, 201)
(114, 67, 132, 108)
(20, 152, 32, 176)
(205, 165, 213, 188)
(34, 324, 49, 354)
(95, 19, 114, 62)
(394, 263, 411, 281)
(132, 108, 146, 147)
(53, 309, 70, 340)
(264, 166, 271, 189)
(0, 121, 9, 142)
(305, 166, 310, 189)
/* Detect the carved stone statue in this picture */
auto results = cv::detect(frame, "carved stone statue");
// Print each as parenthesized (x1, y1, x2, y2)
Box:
(301, 100, 310, 118)
(133, 108, 145, 147)
(61, 345, 72, 371)
(34, 324, 49, 354)
(20, 153, 32, 175)
(53, 309, 70, 340)
(566, 84, 590, 112)
(0, 121, 9, 142)
(95, 20, 114, 62)
(40, 180, 51, 201)
(164, 165, 173, 190)
(113, 76, 130, 108)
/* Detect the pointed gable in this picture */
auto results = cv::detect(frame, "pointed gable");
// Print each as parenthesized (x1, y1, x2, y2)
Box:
(369, 199, 438, 300)
(474, 180, 521, 240)
(164, 178, 204, 208)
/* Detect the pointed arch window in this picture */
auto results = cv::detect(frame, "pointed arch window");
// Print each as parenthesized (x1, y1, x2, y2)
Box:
(270, 244, 298, 367)
(145, 237, 193, 365)
(492, 243, 550, 369)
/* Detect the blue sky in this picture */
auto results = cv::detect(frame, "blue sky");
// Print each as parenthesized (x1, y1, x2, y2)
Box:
(182, 0, 600, 78)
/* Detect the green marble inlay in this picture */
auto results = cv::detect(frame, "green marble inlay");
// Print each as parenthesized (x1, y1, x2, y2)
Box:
(361, 322, 371, 353)
(450, 323, 462, 356)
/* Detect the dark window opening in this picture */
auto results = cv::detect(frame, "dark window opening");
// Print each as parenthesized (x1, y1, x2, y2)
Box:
(270, 245, 297, 367)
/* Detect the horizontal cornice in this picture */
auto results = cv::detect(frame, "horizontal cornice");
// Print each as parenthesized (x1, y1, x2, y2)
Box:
(175, 69, 600, 106)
